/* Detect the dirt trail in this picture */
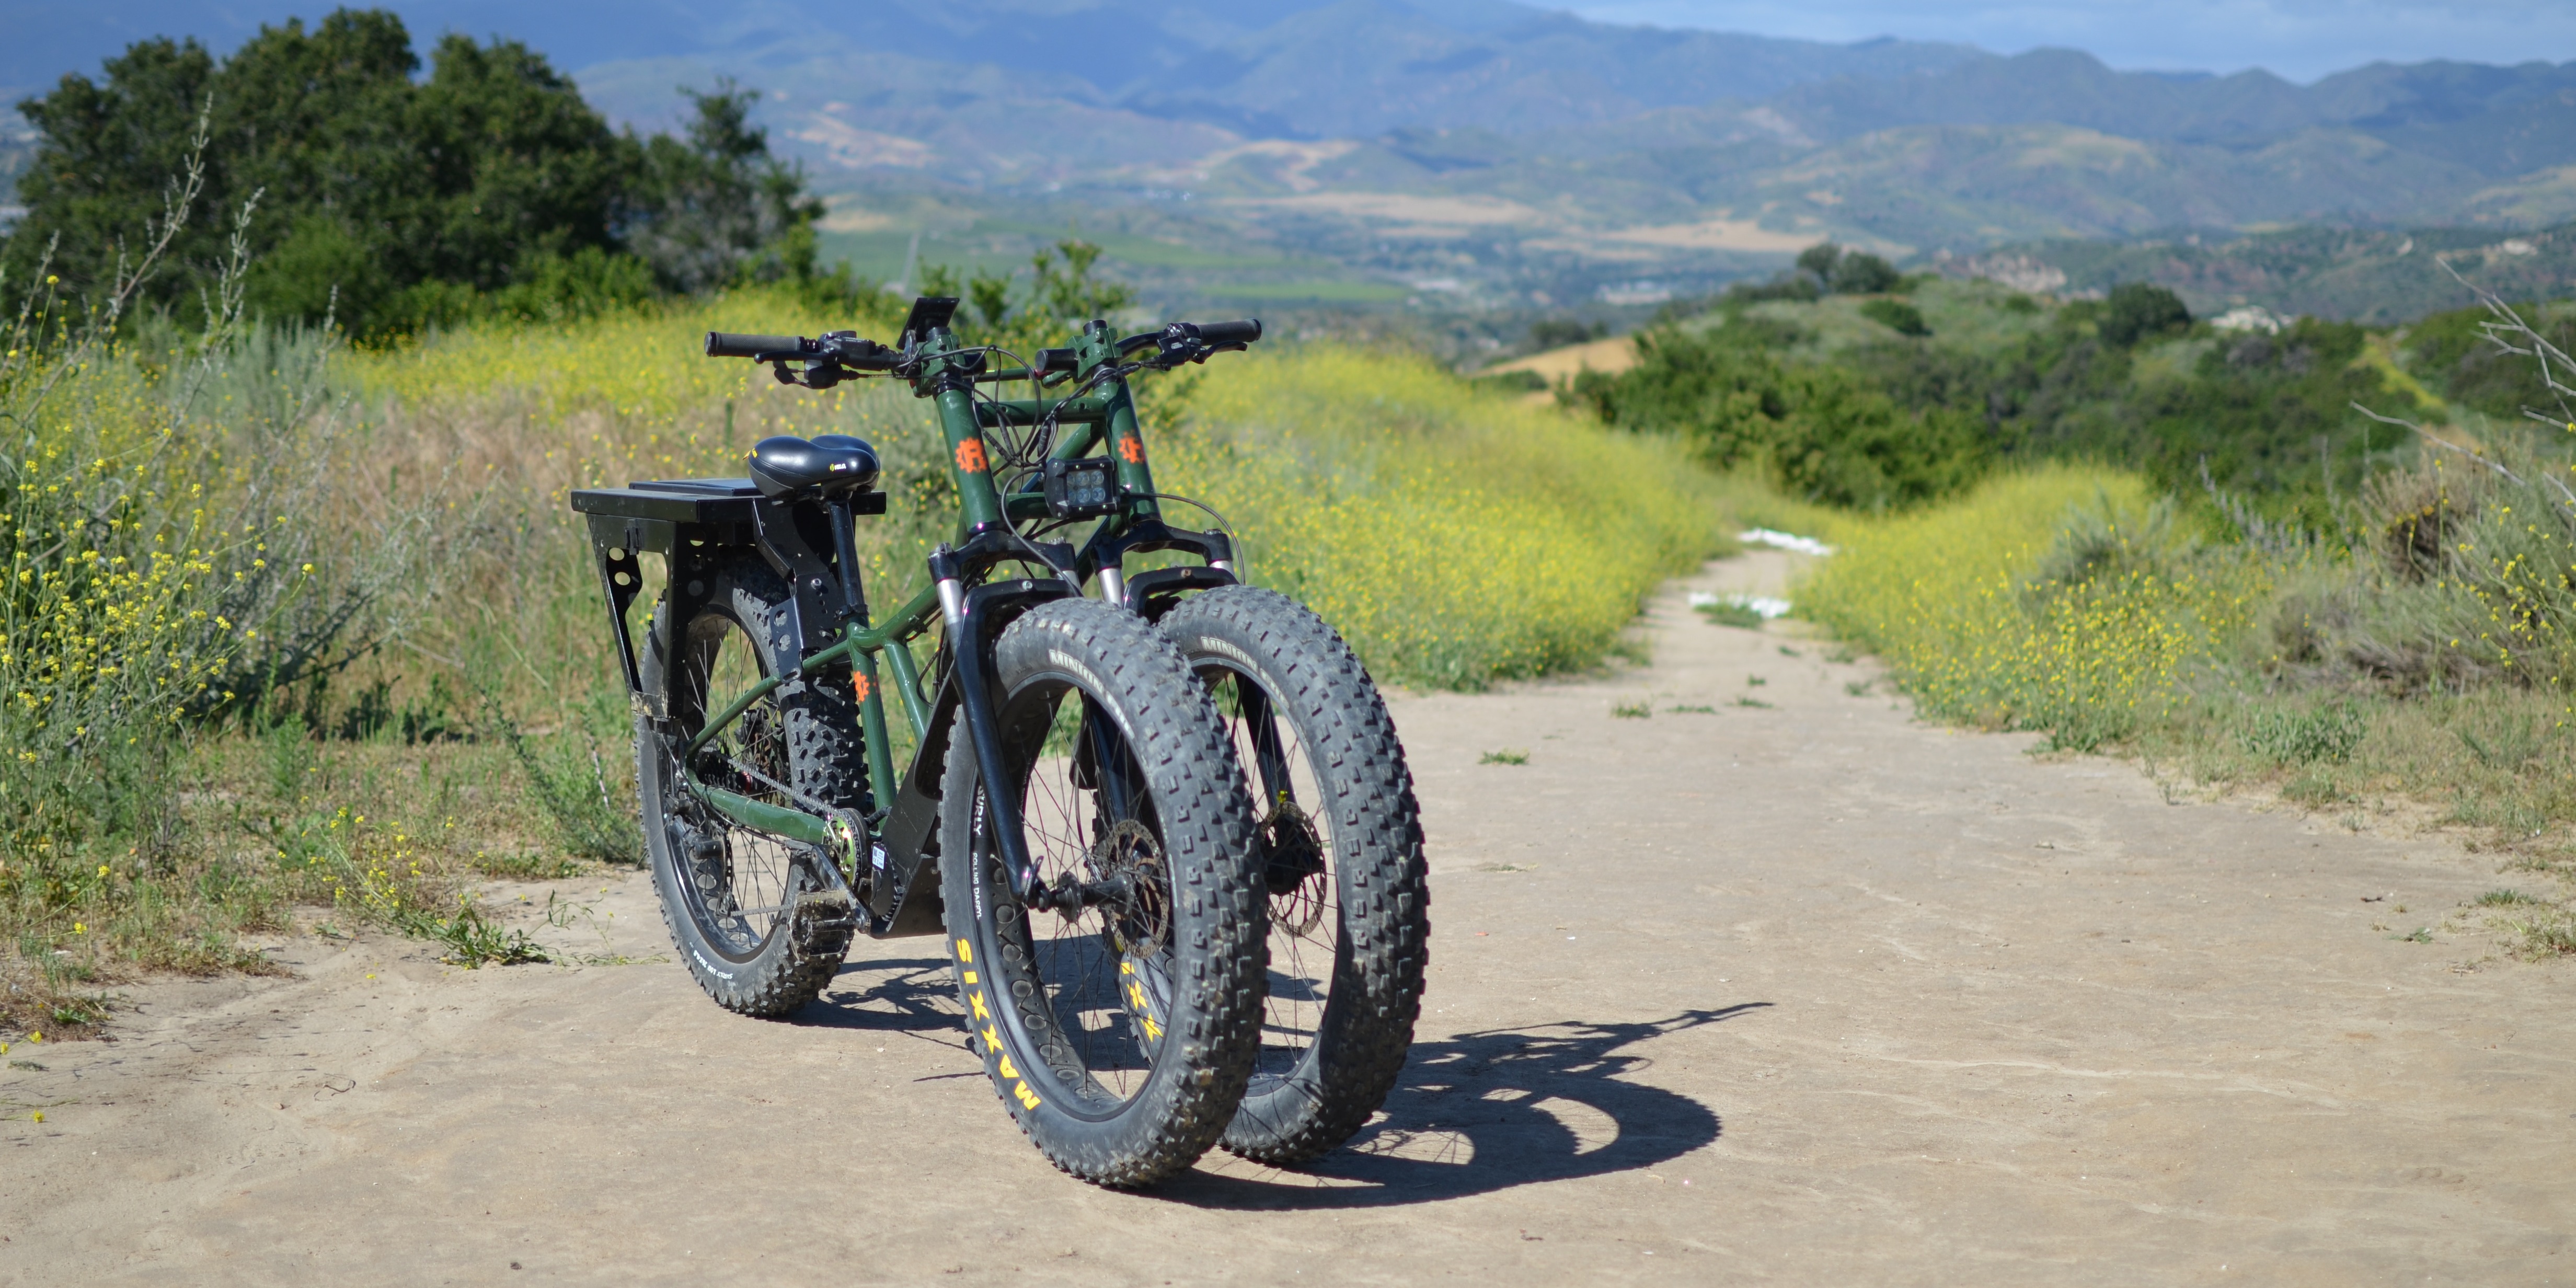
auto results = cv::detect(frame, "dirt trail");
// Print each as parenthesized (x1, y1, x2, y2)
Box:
(6, 553, 2570, 1285)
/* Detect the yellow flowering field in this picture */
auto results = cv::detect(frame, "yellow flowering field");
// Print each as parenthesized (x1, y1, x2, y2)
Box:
(343, 303, 1720, 694)
(1156, 347, 1719, 687)
(1796, 465, 2275, 749)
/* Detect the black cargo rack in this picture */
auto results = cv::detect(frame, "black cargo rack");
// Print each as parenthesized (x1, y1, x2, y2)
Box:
(569, 478, 886, 704)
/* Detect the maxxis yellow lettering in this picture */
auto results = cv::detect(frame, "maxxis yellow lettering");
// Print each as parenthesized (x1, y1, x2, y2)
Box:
(955, 938, 973, 963)
(969, 990, 990, 1021)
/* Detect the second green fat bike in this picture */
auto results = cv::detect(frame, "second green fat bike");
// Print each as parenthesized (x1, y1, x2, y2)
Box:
(570, 296, 1429, 1183)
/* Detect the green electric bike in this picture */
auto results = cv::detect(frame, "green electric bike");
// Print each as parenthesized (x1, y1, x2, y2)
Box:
(570, 296, 1428, 1183)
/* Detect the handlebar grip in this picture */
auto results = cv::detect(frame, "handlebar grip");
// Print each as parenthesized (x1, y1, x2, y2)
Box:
(706, 331, 809, 359)
(1033, 348, 1080, 374)
(1193, 319, 1261, 346)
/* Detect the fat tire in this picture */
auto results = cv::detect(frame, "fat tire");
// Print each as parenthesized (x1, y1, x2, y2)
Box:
(636, 553, 862, 1017)
(1158, 585, 1429, 1165)
(939, 598, 1268, 1188)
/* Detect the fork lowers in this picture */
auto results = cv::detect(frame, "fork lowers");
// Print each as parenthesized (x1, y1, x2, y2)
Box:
(938, 598, 1268, 1188)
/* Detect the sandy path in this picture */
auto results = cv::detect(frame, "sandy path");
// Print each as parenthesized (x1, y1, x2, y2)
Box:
(5, 554, 2570, 1285)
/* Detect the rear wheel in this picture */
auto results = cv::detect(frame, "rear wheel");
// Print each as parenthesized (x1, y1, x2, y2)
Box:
(636, 553, 865, 1017)
(1158, 586, 1429, 1165)
(940, 598, 1268, 1187)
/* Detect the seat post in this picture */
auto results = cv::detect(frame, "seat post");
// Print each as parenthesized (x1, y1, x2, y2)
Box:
(825, 496, 867, 623)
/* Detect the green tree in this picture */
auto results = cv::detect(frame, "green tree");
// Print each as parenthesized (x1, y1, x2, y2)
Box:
(1572, 326, 1988, 510)
(4, 9, 859, 336)
(2101, 282, 2191, 347)
(1796, 242, 1841, 282)
(5, 9, 634, 336)
(625, 79, 820, 294)
(1830, 252, 1900, 295)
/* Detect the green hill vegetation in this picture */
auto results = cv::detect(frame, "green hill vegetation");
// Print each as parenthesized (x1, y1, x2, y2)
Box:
(1565, 260, 2576, 953)
(1569, 259, 2535, 525)
(0, 232, 1718, 1029)
(2, 8, 869, 339)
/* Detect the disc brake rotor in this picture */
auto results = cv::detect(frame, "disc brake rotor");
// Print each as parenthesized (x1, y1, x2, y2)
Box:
(1087, 819, 1171, 960)
(1258, 795, 1328, 935)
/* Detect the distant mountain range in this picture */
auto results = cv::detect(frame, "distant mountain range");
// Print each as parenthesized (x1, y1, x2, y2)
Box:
(9, 1, 2576, 317)
(1954, 223, 2576, 327)
(0, 2, 1980, 138)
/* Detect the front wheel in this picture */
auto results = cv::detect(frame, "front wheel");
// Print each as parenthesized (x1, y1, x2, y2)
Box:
(1159, 586, 1429, 1165)
(939, 599, 1269, 1187)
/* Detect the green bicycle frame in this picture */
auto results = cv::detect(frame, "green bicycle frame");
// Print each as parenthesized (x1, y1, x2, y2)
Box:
(573, 308, 1246, 894)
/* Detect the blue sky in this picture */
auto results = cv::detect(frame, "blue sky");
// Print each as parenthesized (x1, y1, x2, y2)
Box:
(1566, 0, 2576, 82)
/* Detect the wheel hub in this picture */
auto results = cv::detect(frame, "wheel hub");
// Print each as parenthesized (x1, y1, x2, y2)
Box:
(1081, 819, 1171, 959)
(1258, 796, 1328, 933)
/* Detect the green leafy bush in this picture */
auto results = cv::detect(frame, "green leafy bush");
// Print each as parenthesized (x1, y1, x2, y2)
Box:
(2236, 705, 2367, 766)
(1859, 297, 1930, 337)
(2100, 282, 2191, 347)
(1571, 325, 1988, 510)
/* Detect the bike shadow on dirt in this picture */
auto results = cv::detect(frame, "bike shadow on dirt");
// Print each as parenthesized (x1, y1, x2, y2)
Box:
(790, 958, 969, 1036)
(1159, 1004, 1768, 1210)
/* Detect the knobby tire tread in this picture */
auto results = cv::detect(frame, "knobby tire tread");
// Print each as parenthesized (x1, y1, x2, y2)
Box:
(639, 554, 863, 1019)
(941, 599, 1269, 1188)
(1159, 585, 1429, 1165)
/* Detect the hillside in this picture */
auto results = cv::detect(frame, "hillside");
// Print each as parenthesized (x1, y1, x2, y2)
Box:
(12, 3, 2576, 322)
(1958, 223, 2576, 324)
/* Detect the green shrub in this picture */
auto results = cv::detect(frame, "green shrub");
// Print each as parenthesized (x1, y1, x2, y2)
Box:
(2236, 705, 2366, 766)
(2101, 283, 2191, 347)
(1571, 326, 1988, 510)
(1859, 297, 1929, 337)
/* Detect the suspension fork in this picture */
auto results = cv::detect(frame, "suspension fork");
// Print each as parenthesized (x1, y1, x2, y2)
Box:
(929, 545, 1058, 907)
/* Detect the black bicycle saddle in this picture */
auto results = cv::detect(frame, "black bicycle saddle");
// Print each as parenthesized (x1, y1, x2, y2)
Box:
(747, 434, 879, 498)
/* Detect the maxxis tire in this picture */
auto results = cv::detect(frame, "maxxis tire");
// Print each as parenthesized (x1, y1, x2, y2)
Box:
(939, 597, 1268, 1188)
(1158, 585, 1429, 1166)
(635, 553, 863, 1018)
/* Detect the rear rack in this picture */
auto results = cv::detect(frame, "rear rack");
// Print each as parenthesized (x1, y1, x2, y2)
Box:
(570, 478, 886, 709)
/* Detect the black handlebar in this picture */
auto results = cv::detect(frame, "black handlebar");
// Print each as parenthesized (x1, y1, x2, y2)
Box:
(706, 331, 810, 359)
(1194, 319, 1262, 346)
(1116, 319, 1266, 359)
(706, 330, 900, 373)
(709, 318, 1260, 378)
